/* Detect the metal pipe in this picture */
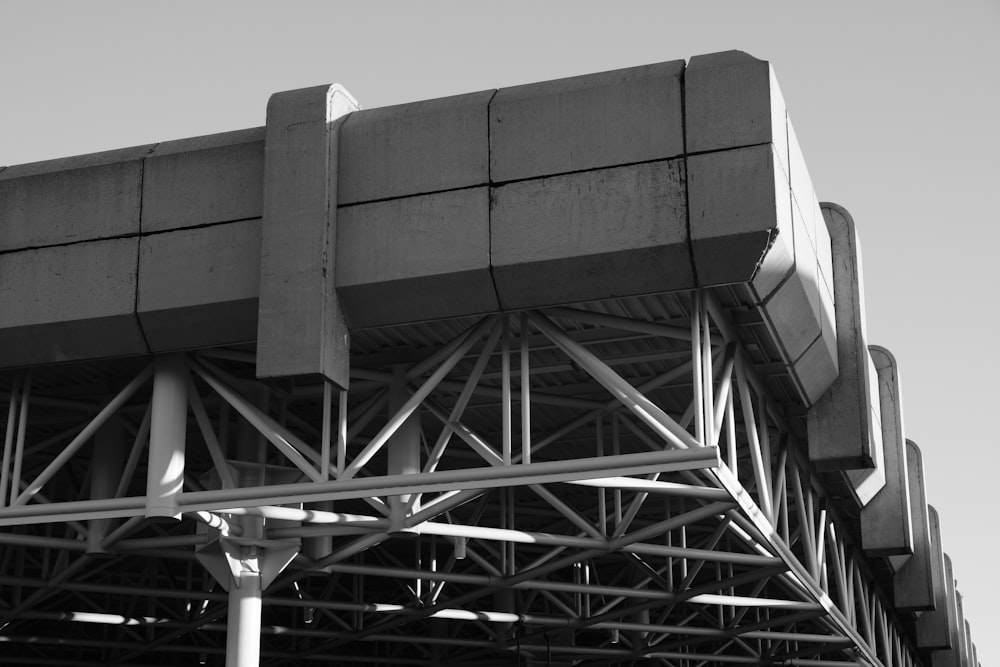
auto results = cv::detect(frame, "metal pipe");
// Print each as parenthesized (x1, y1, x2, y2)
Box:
(8, 370, 31, 506)
(146, 355, 188, 520)
(14, 364, 153, 507)
(225, 568, 262, 667)
(0, 377, 20, 508)
(343, 315, 495, 480)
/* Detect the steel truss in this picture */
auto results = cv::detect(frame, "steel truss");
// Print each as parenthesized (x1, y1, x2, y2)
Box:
(0, 290, 920, 666)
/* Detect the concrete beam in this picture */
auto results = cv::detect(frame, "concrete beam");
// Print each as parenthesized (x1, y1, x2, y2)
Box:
(490, 60, 684, 182)
(0, 145, 151, 251)
(490, 159, 692, 310)
(859, 346, 912, 555)
(339, 90, 492, 204)
(141, 127, 264, 233)
(684, 50, 788, 164)
(137, 219, 261, 351)
(256, 84, 357, 388)
(336, 188, 496, 329)
(807, 203, 880, 472)
(892, 440, 935, 610)
(0, 238, 147, 367)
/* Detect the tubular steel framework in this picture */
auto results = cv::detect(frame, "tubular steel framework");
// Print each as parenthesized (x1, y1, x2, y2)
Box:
(0, 289, 922, 666)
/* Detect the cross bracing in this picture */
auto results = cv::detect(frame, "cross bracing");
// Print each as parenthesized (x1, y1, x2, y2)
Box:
(0, 290, 929, 666)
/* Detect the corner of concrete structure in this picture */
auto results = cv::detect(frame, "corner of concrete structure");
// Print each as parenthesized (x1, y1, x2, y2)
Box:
(256, 83, 358, 389)
(683, 50, 787, 162)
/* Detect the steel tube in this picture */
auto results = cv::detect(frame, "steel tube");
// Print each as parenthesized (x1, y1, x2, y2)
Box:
(225, 570, 262, 667)
(14, 364, 153, 507)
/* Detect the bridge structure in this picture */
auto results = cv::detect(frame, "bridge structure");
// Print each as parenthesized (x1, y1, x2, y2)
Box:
(0, 51, 979, 666)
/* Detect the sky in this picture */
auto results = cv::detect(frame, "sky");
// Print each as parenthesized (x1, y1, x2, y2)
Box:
(1, 0, 998, 662)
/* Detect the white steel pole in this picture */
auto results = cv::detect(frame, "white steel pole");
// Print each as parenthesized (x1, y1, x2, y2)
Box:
(226, 567, 262, 667)
(146, 354, 188, 520)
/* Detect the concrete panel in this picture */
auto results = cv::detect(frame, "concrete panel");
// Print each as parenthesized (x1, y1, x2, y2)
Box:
(807, 203, 880, 471)
(256, 84, 357, 388)
(689, 143, 791, 287)
(336, 188, 497, 328)
(0, 145, 152, 251)
(859, 346, 913, 555)
(141, 128, 265, 232)
(138, 219, 261, 351)
(491, 159, 692, 310)
(893, 440, 935, 610)
(339, 91, 493, 204)
(490, 60, 685, 183)
(843, 350, 886, 505)
(0, 238, 146, 367)
(684, 50, 788, 165)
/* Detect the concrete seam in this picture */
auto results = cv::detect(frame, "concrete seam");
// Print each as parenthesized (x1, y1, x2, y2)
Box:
(679, 63, 699, 288)
(0, 217, 261, 257)
(486, 153, 688, 190)
(337, 183, 486, 209)
(134, 144, 160, 355)
(485, 88, 502, 312)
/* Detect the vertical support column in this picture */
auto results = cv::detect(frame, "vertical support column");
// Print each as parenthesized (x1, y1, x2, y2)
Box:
(388, 366, 421, 531)
(146, 354, 187, 520)
(226, 565, 262, 667)
(256, 83, 358, 388)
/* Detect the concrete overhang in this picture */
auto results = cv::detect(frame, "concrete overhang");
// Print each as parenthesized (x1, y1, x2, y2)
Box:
(0, 51, 838, 407)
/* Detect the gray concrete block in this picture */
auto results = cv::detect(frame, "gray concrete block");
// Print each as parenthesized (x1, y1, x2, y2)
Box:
(141, 128, 265, 232)
(257, 84, 358, 388)
(684, 50, 788, 164)
(138, 219, 261, 351)
(336, 188, 497, 328)
(339, 91, 493, 204)
(0, 238, 146, 366)
(0, 145, 152, 251)
(490, 61, 685, 183)
(807, 203, 880, 471)
(859, 346, 913, 555)
(490, 159, 692, 309)
(894, 440, 936, 610)
(689, 144, 791, 287)
(916, 507, 952, 649)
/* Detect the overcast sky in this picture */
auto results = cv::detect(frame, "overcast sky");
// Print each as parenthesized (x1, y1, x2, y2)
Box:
(2, 1, 998, 662)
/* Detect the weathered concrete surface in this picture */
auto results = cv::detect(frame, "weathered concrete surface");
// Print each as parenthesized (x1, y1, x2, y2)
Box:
(336, 188, 496, 328)
(339, 91, 493, 204)
(684, 50, 788, 164)
(859, 346, 912, 554)
(808, 204, 881, 472)
(256, 84, 357, 388)
(0, 145, 152, 251)
(893, 440, 936, 610)
(688, 144, 791, 287)
(490, 60, 685, 182)
(141, 128, 264, 232)
(138, 220, 261, 351)
(0, 238, 146, 366)
(491, 159, 691, 309)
